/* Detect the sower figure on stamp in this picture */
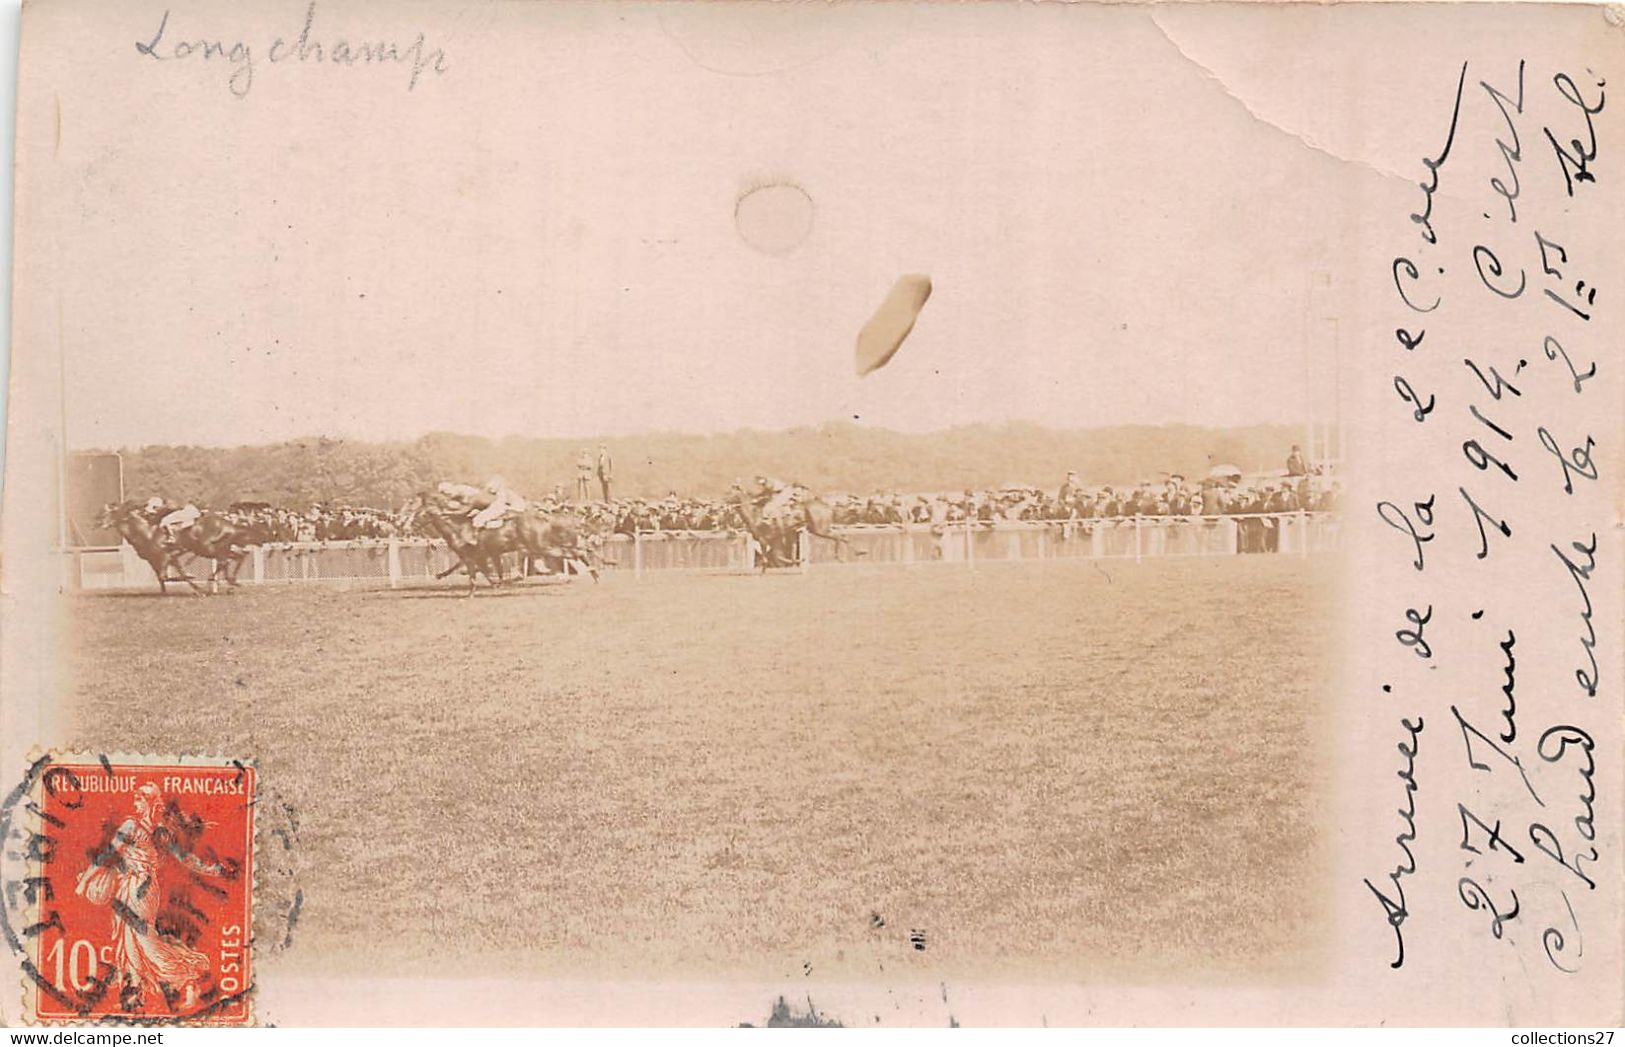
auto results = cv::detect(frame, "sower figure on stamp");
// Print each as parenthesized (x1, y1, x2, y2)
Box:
(75, 783, 236, 1013)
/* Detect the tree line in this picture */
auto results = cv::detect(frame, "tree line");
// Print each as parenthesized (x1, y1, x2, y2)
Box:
(96, 421, 1309, 508)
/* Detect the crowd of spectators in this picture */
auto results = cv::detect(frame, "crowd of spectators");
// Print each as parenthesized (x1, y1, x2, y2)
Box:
(225, 503, 410, 542)
(213, 451, 1339, 542)
(823, 472, 1337, 528)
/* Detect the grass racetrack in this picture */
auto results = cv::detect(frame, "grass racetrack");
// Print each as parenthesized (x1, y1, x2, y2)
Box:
(64, 556, 1334, 983)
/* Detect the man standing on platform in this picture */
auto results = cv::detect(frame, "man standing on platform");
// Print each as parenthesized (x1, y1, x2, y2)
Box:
(575, 447, 593, 502)
(596, 443, 614, 502)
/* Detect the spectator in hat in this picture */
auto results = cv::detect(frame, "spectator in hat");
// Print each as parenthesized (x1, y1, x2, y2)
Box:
(575, 448, 593, 501)
(1286, 445, 1308, 476)
(596, 443, 614, 502)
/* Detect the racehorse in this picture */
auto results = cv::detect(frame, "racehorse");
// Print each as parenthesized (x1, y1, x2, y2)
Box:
(96, 501, 203, 595)
(403, 492, 598, 595)
(529, 512, 602, 580)
(729, 492, 859, 572)
(173, 512, 268, 591)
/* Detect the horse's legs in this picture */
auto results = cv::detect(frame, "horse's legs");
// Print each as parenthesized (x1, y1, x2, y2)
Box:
(455, 547, 480, 597)
(454, 552, 482, 591)
(171, 553, 206, 594)
(473, 547, 507, 590)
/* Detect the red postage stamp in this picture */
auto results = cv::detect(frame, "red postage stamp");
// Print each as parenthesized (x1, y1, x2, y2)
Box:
(14, 756, 256, 1025)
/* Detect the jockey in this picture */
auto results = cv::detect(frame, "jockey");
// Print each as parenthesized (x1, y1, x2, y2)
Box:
(159, 503, 202, 539)
(436, 480, 487, 512)
(471, 476, 527, 529)
(755, 476, 800, 520)
(437, 480, 483, 502)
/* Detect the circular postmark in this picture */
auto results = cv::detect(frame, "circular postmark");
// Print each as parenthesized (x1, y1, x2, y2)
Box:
(0, 753, 298, 1025)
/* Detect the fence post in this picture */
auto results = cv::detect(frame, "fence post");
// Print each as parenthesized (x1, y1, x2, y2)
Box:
(1134, 516, 1143, 564)
(966, 520, 975, 570)
(633, 530, 643, 580)
(386, 538, 401, 588)
(1298, 510, 1309, 558)
(798, 529, 811, 574)
(251, 546, 265, 583)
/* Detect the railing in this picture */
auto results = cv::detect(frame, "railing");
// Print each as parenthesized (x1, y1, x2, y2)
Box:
(62, 513, 1339, 592)
(805, 513, 1339, 566)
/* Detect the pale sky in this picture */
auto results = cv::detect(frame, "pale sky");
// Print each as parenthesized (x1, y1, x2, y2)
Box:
(28, 0, 1478, 449)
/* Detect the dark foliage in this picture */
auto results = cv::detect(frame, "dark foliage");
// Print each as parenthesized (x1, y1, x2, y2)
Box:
(103, 422, 1307, 508)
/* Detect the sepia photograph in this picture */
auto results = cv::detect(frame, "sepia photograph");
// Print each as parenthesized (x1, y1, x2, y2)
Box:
(1, 0, 1619, 1030)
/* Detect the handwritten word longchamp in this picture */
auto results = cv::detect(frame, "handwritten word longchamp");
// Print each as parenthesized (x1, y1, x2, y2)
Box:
(135, 2, 448, 98)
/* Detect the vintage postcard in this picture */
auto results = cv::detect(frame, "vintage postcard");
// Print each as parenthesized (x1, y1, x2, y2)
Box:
(1, 0, 1620, 1028)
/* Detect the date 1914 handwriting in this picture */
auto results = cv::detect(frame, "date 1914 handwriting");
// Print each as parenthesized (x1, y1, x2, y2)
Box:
(1369, 56, 1609, 980)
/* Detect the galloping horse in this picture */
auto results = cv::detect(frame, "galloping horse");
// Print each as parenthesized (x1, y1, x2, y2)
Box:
(96, 501, 201, 594)
(173, 512, 268, 591)
(403, 492, 597, 595)
(729, 492, 858, 572)
(97, 502, 267, 594)
(529, 513, 602, 580)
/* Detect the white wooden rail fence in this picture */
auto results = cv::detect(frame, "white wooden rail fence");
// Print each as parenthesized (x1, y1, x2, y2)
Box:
(62, 513, 1340, 592)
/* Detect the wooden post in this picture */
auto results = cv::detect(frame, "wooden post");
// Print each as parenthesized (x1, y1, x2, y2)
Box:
(633, 530, 643, 580)
(386, 538, 401, 588)
(1134, 516, 1143, 564)
(966, 520, 975, 570)
(798, 529, 811, 574)
(252, 545, 266, 584)
(1298, 509, 1309, 558)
